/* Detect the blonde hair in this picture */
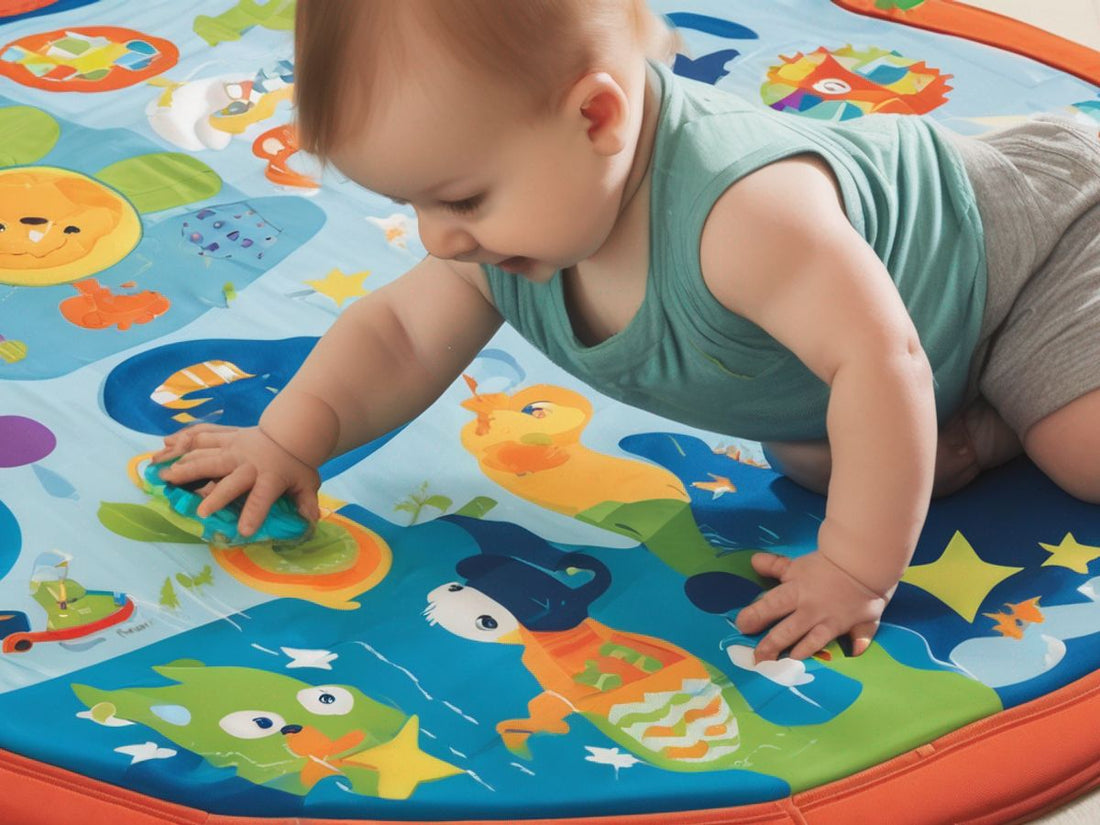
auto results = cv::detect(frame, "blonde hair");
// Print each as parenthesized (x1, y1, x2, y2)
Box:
(294, 0, 676, 160)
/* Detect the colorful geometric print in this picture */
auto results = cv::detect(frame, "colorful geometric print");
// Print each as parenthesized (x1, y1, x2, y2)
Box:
(0, 26, 177, 90)
(763, 44, 952, 119)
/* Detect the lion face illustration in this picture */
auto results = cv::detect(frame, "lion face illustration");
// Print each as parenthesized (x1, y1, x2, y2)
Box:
(0, 167, 140, 286)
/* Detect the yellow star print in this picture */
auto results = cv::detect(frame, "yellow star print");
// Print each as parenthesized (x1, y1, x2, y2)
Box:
(341, 716, 461, 799)
(305, 268, 371, 307)
(902, 531, 1023, 622)
(1039, 533, 1100, 574)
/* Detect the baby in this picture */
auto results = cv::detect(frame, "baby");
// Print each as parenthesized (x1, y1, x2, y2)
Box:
(156, 0, 1100, 663)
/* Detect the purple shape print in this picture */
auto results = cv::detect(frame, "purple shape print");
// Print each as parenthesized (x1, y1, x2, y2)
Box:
(0, 416, 56, 468)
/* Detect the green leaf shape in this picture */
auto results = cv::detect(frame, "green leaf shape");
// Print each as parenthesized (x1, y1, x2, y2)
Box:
(423, 495, 452, 512)
(453, 496, 498, 519)
(97, 502, 206, 544)
(0, 106, 60, 166)
(96, 152, 222, 213)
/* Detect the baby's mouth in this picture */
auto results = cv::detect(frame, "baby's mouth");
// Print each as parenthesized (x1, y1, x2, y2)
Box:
(497, 256, 531, 274)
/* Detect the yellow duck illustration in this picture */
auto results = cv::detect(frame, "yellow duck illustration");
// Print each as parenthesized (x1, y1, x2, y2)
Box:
(459, 377, 759, 583)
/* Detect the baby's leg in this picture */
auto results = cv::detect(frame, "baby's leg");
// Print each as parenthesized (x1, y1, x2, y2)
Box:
(763, 397, 1022, 498)
(959, 117, 1100, 503)
(1023, 388, 1100, 504)
(761, 440, 832, 494)
(932, 397, 1023, 496)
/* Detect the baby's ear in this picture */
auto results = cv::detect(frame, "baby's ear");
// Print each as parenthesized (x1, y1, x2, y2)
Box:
(568, 72, 629, 156)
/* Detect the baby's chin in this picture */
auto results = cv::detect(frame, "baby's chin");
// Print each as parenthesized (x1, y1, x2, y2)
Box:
(498, 256, 558, 282)
(520, 264, 560, 284)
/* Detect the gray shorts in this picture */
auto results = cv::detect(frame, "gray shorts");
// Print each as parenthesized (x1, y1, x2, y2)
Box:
(947, 116, 1100, 435)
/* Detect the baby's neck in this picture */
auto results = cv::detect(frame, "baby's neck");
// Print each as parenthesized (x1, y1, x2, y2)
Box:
(585, 62, 660, 274)
(617, 63, 661, 231)
(561, 65, 661, 346)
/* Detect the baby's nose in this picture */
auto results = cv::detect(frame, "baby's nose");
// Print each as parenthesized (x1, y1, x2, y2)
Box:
(418, 215, 478, 261)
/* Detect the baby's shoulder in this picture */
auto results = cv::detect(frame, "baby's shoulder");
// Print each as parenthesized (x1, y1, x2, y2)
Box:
(702, 154, 845, 234)
(697, 155, 855, 302)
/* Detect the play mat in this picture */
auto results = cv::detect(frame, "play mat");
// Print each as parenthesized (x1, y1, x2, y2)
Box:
(1, 0, 1099, 822)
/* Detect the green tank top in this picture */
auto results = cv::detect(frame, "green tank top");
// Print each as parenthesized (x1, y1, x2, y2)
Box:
(483, 61, 987, 441)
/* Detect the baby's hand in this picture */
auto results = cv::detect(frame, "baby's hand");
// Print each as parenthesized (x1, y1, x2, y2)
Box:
(734, 550, 890, 662)
(153, 423, 321, 537)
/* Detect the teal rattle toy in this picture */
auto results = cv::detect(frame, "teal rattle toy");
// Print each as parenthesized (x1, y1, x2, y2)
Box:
(145, 459, 312, 546)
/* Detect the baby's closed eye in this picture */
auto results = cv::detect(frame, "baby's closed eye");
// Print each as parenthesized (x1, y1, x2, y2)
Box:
(442, 195, 485, 216)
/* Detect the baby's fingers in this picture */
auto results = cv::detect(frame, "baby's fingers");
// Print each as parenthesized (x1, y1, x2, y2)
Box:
(152, 432, 190, 462)
(735, 583, 797, 635)
(788, 623, 840, 661)
(172, 427, 238, 457)
(753, 613, 814, 663)
(153, 425, 238, 462)
(195, 466, 256, 518)
(750, 552, 793, 582)
(237, 474, 289, 537)
(158, 448, 235, 485)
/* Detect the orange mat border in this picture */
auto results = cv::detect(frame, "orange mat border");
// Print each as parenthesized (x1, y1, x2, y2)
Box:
(831, 0, 1100, 88)
(1, 668, 1098, 824)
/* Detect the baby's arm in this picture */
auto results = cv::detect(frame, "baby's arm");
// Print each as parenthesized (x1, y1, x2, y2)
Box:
(156, 256, 502, 535)
(699, 154, 937, 660)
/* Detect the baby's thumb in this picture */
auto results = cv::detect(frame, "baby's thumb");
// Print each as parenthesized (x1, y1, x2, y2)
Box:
(295, 489, 321, 522)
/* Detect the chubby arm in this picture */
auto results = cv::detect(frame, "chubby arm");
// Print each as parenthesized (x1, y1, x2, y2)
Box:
(700, 155, 937, 660)
(258, 256, 502, 465)
(156, 256, 502, 534)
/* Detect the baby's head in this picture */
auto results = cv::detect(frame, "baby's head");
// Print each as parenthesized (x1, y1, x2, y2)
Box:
(294, 0, 673, 280)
